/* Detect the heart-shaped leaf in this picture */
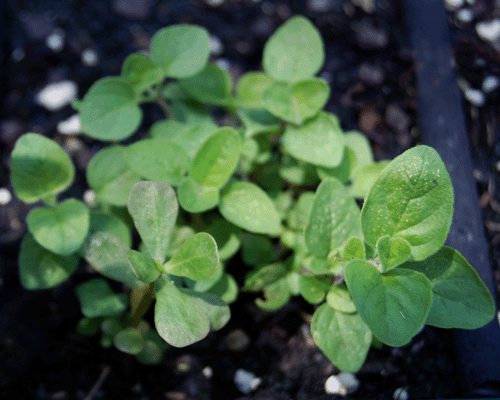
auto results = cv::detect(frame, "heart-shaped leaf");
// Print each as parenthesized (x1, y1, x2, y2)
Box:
(402, 247, 495, 329)
(27, 199, 89, 256)
(344, 259, 433, 347)
(164, 232, 219, 281)
(343, 237, 366, 261)
(263, 16, 324, 83)
(11, 133, 74, 203)
(305, 177, 362, 259)
(76, 278, 128, 318)
(127, 250, 162, 284)
(299, 275, 331, 304)
(376, 235, 412, 272)
(311, 303, 372, 373)
(219, 181, 281, 236)
(262, 78, 330, 125)
(127, 181, 178, 264)
(283, 112, 344, 168)
(150, 24, 210, 78)
(19, 233, 79, 289)
(179, 64, 233, 106)
(360, 145, 454, 260)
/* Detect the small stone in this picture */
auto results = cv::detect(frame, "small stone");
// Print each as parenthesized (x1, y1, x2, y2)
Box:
(19, 11, 55, 41)
(57, 114, 81, 135)
(354, 22, 389, 49)
(215, 58, 230, 71)
(444, 0, 465, 9)
(0, 188, 12, 206)
(466, 0, 475, 4)
(36, 81, 78, 111)
(234, 369, 261, 394)
(225, 329, 250, 351)
(46, 29, 65, 52)
(476, 20, 500, 42)
(337, 372, 360, 394)
(83, 190, 97, 207)
(202, 366, 213, 379)
(308, 0, 336, 12)
(12, 48, 25, 62)
(393, 387, 409, 400)
(482, 76, 500, 93)
(324, 375, 347, 395)
(209, 35, 224, 56)
(206, 0, 224, 6)
(385, 103, 411, 132)
(495, 160, 500, 172)
(457, 9, 473, 23)
(352, 0, 376, 13)
(358, 63, 384, 85)
(112, 0, 152, 19)
(82, 49, 99, 66)
(464, 88, 485, 107)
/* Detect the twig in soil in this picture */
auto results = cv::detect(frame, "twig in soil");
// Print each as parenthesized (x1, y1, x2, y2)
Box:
(83, 365, 111, 400)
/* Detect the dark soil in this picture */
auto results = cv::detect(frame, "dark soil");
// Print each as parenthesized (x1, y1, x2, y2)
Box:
(0, 1, 498, 399)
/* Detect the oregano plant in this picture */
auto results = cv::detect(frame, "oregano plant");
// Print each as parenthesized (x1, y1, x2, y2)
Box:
(10, 15, 495, 371)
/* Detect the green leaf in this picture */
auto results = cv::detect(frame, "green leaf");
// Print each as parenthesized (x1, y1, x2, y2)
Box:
(244, 263, 288, 291)
(326, 284, 357, 313)
(305, 177, 362, 259)
(311, 304, 371, 373)
(154, 275, 210, 347)
(27, 199, 89, 256)
(287, 191, 315, 231)
(402, 247, 495, 329)
(89, 211, 132, 249)
(83, 232, 138, 287)
(344, 259, 433, 347)
(135, 340, 163, 365)
(205, 218, 241, 261)
(114, 328, 145, 355)
(208, 273, 239, 304)
(299, 275, 331, 304)
(164, 232, 219, 281)
(350, 161, 390, 199)
(255, 277, 291, 311)
(180, 289, 230, 330)
(186, 266, 224, 292)
(190, 127, 241, 188)
(219, 181, 281, 236)
(165, 226, 196, 259)
(149, 119, 186, 140)
(76, 317, 100, 336)
(360, 146, 454, 260)
(75, 278, 128, 318)
(241, 234, 277, 267)
(77, 77, 142, 141)
(282, 112, 345, 168)
(127, 181, 178, 264)
(279, 156, 319, 185)
(317, 147, 357, 184)
(168, 121, 219, 159)
(237, 109, 281, 138)
(127, 250, 161, 284)
(376, 235, 412, 272)
(121, 53, 162, 94)
(301, 255, 332, 275)
(19, 233, 79, 289)
(125, 139, 189, 186)
(235, 72, 273, 109)
(262, 78, 330, 125)
(170, 99, 212, 124)
(11, 133, 74, 203)
(150, 24, 210, 78)
(177, 176, 219, 213)
(179, 64, 233, 106)
(87, 146, 142, 206)
(344, 131, 374, 172)
(263, 16, 324, 83)
(343, 237, 366, 261)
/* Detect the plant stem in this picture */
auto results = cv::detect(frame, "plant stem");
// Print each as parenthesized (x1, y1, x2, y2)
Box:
(130, 283, 155, 328)
(155, 95, 175, 120)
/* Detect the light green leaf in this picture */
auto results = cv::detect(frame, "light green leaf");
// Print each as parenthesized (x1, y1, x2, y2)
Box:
(279, 156, 320, 186)
(125, 139, 189, 186)
(402, 247, 495, 329)
(186, 266, 224, 292)
(179, 64, 233, 106)
(255, 277, 291, 311)
(150, 24, 210, 78)
(344, 131, 374, 172)
(190, 127, 241, 188)
(376, 235, 412, 272)
(164, 232, 219, 281)
(114, 328, 145, 355)
(77, 77, 142, 141)
(299, 275, 331, 304)
(244, 263, 288, 292)
(165, 226, 196, 259)
(360, 146, 454, 260)
(75, 278, 128, 318)
(89, 211, 132, 249)
(127, 250, 161, 284)
(344, 259, 433, 347)
(219, 181, 281, 236)
(208, 273, 239, 304)
(87, 146, 142, 206)
(168, 121, 219, 159)
(305, 177, 362, 259)
(343, 237, 366, 261)
(19, 233, 79, 289)
(205, 218, 241, 261)
(282, 112, 344, 168)
(135, 340, 163, 365)
(127, 181, 178, 264)
(170, 99, 212, 124)
(83, 232, 138, 288)
(11, 133, 74, 203)
(350, 161, 390, 199)
(237, 109, 281, 138)
(27, 199, 89, 256)
(262, 78, 330, 125)
(177, 176, 219, 213)
(154, 275, 210, 347)
(287, 191, 315, 231)
(263, 16, 324, 83)
(326, 284, 357, 313)
(121, 53, 162, 94)
(235, 72, 273, 108)
(311, 304, 371, 373)
(180, 289, 230, 330)
(317, 147, 357, 183)
(241, 233, 278, 267)
(149, 119, 186, 140)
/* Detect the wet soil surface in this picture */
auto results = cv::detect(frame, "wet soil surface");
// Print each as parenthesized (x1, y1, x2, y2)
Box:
(0, 0, 498, 399)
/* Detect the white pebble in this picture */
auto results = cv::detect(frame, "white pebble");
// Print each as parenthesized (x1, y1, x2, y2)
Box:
(0, 188, 12, 205)
(457, 9, 473, 23)
(215, 58, 230, 71)
(464, 88, 485, 107)
(393, 387, 409, 400)
(205, 0, 224, 6)
(36, 81, 78, 111)
(476, 20, 500, 42)
(46, 29, 65, 52)
(496, 160, 500, 173)
(337, 372, 360, 394)
(83, 189, 97, 207)
(57, 114, 81, 135)
(482, 76, 500, 93)
(234, 369, 261, 394)
(12, 47, 25, 62)
(325, 375, 347, 395)
(82, 49, 99, 66)
(466, 0, 475, 4)
(202, 366, 213, 378)
(444, 0, 465, 9)
(209, 35, 224, 56)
